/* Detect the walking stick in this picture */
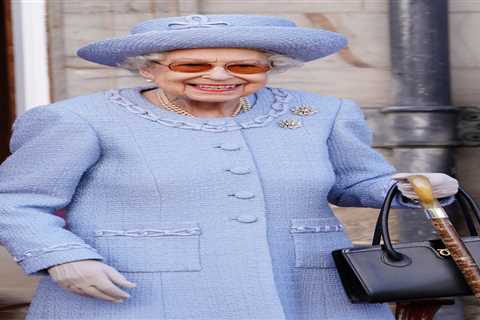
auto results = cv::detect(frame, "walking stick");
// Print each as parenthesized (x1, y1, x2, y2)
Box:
(395, 175, 480, 320)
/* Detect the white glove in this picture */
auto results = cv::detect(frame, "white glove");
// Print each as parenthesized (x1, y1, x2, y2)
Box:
(48, 259, 136, 303)
(391, 172, 459, 200)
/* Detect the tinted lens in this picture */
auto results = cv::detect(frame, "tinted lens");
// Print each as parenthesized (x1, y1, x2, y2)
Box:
(169, 63, 214, 73)
(226, 63, 272, 74)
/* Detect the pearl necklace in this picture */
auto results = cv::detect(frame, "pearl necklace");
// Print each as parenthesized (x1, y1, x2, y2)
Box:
(155, 89, 251, 117)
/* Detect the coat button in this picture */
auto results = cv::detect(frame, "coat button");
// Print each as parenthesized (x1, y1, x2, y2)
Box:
(226, 167, 251, 175)
(216, 142, 241, 151)
(233, 214, 258, 223)
(230, 191, 255, 199)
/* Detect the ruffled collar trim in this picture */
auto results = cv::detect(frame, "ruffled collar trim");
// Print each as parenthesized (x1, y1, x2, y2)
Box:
(106, 86, 292, 132)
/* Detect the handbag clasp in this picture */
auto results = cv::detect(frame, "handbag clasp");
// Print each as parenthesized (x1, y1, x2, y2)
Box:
(437, 248, 451, 257)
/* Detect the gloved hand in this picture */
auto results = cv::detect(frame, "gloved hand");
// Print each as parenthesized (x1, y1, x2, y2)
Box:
(391, 172, 459, 200)
(48, 259, 136, 303)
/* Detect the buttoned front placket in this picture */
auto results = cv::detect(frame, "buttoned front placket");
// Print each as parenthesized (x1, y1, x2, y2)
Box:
(212, 138, 265, 226)
(207, 129, 286, 318)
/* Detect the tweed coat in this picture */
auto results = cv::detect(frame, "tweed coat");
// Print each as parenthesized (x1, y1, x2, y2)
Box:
(0, 86, 453, 320)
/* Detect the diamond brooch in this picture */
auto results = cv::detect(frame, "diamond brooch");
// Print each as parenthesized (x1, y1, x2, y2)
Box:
(290, 105, 318, 116)
(278, 119, 302, 129)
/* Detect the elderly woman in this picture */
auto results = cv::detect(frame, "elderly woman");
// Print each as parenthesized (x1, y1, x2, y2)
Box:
(0, 15, 458, 320)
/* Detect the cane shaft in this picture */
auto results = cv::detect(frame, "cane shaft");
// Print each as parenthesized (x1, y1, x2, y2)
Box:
(405, 175, 480, 302)
(430, 217, 480, 300)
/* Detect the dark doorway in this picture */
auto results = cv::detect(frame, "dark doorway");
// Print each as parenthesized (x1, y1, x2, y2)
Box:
(0, 0, 15, 163)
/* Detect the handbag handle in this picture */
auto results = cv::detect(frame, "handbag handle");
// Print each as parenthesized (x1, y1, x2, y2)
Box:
(372, 183, 480, 261)
(373, 184, 480, 245)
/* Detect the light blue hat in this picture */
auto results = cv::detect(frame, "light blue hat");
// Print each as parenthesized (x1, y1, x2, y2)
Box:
(77, 14, 347, 67)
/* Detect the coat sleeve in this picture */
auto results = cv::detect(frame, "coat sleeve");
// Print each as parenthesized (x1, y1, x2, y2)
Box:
(326, 98, 455, 209)
(0, 106, 105, 276)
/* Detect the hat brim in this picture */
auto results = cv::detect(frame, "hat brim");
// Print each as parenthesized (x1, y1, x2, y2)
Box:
(77, 26, 347, 67)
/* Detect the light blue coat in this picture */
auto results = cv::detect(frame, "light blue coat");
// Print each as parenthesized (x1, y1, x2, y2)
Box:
(0, 86, 453, 319)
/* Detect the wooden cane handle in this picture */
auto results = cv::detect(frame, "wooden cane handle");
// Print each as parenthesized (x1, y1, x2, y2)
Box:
(407, 175, 480, 301)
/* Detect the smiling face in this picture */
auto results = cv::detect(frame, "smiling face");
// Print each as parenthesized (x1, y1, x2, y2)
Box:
(139, 48, 270, 104)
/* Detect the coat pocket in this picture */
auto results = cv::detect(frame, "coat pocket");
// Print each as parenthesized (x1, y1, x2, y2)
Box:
(290, 217, 351, 268)
(94, 222, 202, 272)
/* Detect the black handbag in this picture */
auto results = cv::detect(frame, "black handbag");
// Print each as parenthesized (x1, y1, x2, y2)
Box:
(331, 183, 480, 303)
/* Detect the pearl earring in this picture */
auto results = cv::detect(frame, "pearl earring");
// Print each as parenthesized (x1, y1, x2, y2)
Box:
(145, 78, 154, 82)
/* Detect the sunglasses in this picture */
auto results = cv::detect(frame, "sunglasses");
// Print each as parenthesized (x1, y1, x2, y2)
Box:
(151, 60, 272, 74)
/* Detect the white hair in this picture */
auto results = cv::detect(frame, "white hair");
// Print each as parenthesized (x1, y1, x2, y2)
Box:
(117, 50, 304, 75)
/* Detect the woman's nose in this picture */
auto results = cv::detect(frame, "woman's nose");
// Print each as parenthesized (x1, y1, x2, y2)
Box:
(203, 66, 235, 80)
